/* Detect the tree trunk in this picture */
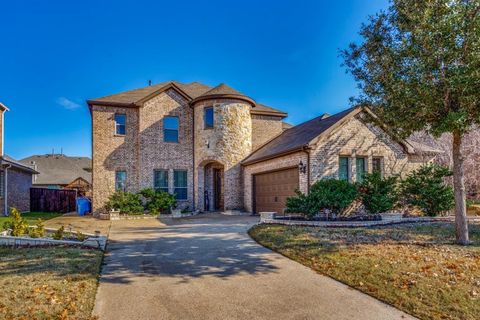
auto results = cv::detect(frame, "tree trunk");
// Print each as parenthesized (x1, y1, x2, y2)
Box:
(452, 130, 469, 245)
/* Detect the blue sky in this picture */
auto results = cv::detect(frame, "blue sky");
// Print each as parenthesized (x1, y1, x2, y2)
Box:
(0, 0, 389, 159)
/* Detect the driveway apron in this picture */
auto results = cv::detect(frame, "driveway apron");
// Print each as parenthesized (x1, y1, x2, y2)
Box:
(93, 214, 415, 320)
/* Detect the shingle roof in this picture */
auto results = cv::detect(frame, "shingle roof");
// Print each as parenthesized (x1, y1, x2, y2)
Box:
(19, 154, 92, 185)
(243, 107, 358, 164)
(87, 81, 286, 117)
(1, 155, 38, 174)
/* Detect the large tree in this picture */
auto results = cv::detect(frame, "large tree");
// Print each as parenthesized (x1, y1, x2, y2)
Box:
(342, 0, 480, 244)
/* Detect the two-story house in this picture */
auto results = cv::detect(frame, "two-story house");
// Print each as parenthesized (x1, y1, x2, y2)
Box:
(87, 81, 439, 215)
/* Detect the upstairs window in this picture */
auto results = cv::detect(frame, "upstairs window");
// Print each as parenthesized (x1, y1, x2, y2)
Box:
(115, 171, 127, 192)
(204, 107, 214, 129)
(174, 170, 187, 200)
(356, 157, 366, 182)
(115, 114, 126, 135)
(164, 116, 179, 142)
(372, 157, 383, 176)
(154, 170, 169, 193)
(339, 157, 349, 181)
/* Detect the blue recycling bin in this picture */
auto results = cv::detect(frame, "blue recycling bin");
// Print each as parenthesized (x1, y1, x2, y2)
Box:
(76, 197, 91, 216)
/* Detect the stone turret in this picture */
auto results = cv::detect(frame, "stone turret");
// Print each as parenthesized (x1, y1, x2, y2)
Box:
(192, 84, 254, 212)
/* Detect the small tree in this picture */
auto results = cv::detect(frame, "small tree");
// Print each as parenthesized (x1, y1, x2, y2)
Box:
(401, 164, 455, 216)
(342, 0, 480, 244)
(358, 172, 399, 214)
(3, 208, 28, 236)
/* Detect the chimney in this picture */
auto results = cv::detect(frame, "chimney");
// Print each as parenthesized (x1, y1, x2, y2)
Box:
(0, 102, 9, 157)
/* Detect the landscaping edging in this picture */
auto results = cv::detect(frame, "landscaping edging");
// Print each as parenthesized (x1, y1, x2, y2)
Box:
(0, 229, 107, 250)
(260, 214, 480, 228)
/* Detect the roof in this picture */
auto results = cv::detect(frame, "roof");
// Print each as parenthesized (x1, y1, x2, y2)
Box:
(1, 155, 38, 174)
(19, 154, 92, 185)
(0, 102, 10, 111)
(242, 107, 441, 165)
(243, 107, 358, 164)
(87, 80, 286, 117)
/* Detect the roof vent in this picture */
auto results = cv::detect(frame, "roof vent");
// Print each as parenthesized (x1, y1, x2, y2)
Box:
(320, 113, 331, 119)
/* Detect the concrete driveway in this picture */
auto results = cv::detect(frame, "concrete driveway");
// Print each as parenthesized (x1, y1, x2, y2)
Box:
(93, 214, 414, 320)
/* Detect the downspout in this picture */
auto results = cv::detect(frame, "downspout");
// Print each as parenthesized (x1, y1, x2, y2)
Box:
(192, 105, 196, 212)
(302, 146, 311, 193)
(3, 163, 11, 216)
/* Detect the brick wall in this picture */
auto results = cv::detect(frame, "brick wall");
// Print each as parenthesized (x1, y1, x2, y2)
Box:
(242, 151, 308, 213)
(251, 115, 283, 150)
(0, 167, 32, 214)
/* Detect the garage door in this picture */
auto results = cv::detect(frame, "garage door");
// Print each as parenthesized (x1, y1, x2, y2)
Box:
(254, 167, 299, 214)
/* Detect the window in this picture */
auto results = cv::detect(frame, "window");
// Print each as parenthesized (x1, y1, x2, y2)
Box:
(115, 114, 126, 135)
(356, 157, 366, 182)
(339, 157, 349, 181)
(164, 116, 179, 142)
(115, 171, 127, 192)
(154, 170, 169, 193)
(174, 170, 187, 200)
(372, 157, 383, 176)
(204, 107, 214, 129)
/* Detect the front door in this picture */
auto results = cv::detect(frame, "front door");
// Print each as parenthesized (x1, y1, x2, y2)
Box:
(213, 169, 223, 211)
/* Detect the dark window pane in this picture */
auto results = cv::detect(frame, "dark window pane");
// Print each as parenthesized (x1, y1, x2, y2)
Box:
(339, 157, 349, 181)
(356, 158, 366, 182)
(164, 116, 179, 130)
(204, 107, 214, 128)
(164, 117, 179, 142)
(164, 129, 178, 142)
(115, 171, 127, 191)
(372, 158, 383, 176)
(115, 114, 126, 135)
(154, 170, 168, 192)
(174, 188, 187, 200)
(174, 170, 187, 200)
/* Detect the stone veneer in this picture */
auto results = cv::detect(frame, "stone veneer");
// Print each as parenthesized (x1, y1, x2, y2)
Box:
(194, 99, 252, 211)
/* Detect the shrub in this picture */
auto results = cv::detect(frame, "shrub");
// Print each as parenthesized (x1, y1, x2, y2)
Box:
(105, 191, 144, 214)
(139, 188, 176, 214)
(76, 231, 86, 242)
(3, 208, 28, 236)
(358, 172, 399, 214)
(28, 219, 45, 238)
(52, 226, 65, 240)
(286, 179, 358, 218)
(400, 164, 455, 216)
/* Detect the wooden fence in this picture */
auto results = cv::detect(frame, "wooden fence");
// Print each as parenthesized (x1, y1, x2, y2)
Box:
(30, 188, 77, 213)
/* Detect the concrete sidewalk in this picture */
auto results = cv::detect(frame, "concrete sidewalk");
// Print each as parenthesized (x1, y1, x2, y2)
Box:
(93, 214, 415, 320)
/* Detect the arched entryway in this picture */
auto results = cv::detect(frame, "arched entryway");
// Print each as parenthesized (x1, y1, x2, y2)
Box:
(201, 161, 224, 212)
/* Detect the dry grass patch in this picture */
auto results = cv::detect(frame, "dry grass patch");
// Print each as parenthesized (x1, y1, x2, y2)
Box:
(249, 222, 480, 320)
(0, 247, 103, 319)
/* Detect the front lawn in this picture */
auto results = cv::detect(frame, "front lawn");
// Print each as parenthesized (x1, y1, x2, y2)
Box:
(0, 212, 63, 230)
(0, 247, 103, 319)
(249, 222, 480, 320)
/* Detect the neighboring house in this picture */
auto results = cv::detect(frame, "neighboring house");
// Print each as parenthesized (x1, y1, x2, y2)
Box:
(87, 81, 439, 214)
(19, 154, 92, 194)
(0, 103, 37, 215)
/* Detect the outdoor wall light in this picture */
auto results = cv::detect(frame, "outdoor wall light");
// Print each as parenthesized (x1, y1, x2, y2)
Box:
(298, 161, 307, 174)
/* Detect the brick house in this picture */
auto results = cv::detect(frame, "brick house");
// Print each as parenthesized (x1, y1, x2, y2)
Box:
(87, 81, 438, 214)
(0, 103, 37, 215)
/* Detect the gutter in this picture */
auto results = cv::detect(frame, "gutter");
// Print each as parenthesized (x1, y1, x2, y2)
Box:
(242, 145, 311, 166)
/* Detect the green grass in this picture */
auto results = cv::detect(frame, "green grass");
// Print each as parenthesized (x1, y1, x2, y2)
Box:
(0, 212, 63, 230)
(0, 247, 103, 319)
(249, 222, 480, 320)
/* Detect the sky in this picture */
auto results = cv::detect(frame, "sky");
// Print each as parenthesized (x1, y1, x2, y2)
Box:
(0, 0, 389, 159)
